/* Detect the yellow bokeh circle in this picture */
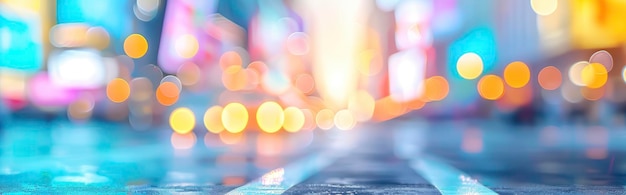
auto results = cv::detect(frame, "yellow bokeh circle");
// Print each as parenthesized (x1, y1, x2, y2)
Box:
(169, 107, 196, 134)
(581, 63, 608, 89)
(256, 101, 284, 133)
(283, 107, 305, 133)
(221, 103, 248, 133)
(203, 106, 224, 133)
(456, 52, 483, 80)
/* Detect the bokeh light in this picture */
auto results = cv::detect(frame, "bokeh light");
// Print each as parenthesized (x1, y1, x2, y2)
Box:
(177, 62, 201, 87)
(530, 0, 558, 16)
(50, 23, 89, 48)
(174, 34, 199, 59)
(256, 101, 285, 133)
(561, 82, 583, 103)
(287, 32, 310, 55)
(169, 107, 195, 134)
(219, 51, 242, 70)
(456, 52, 483, 80)
(538, 66, 562, 90)
(248, 61, 268, 75)
(67, 96, 95, 121)
(581, 63, 608, 89)
(334, 109, 356, 130)
(622, 66, 626, 83)
(106, 78, 130, 103)
(581, 86, 605, 101)
(135, 0, 161, 21)
(498, 85, 533, 111)
(589, 50, 613, 71)
(504, 61, 530, 88)
(86, 26, 110, 50)
(123, 34, 148, 59)
(244, 68, 260, 90)
(283, 107, 305, 133)
(424, 76, 449, 101)
(478, 75, 505, 100)
(204, 106, 224, 134)
(171, 132, 196, 150)
(137, 64, 164, 87)
(219, 131, 244, 145)
(569, 61, 588, 87)
(461, 128, 483, 153)
(137, 0, 160, 13)
(222, 103, 248, 133)
(160, 75, 182, 91)
(257, 133, 285, 157)
(222, 66, 248, 91)
(315, 109, 335, 130)
(301, 109, 316, 131)
(156, 82, 180, 106)
(295, 74, 315, 94)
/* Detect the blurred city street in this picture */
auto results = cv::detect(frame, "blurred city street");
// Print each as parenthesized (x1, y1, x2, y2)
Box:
(3, 0, 626, 193)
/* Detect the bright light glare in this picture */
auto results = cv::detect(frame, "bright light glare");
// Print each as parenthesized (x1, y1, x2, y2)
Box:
(174, 34, 199, 59)
(48, 49, 105, 88)
(456, 52, 483, 80)
(531, 0, 558, 16)
(388, 49, 426, 102)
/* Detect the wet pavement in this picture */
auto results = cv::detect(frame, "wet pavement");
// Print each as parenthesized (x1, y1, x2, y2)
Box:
(2, 119, 626, 194)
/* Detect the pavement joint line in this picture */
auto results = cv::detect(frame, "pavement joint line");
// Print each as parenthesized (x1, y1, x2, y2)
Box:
(226, 132, 355, 195)
(410, 155, 498, 195)
(225, 152, 341, 195)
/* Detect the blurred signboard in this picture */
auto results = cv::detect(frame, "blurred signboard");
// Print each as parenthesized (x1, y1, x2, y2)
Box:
(571, 0, 626, 49)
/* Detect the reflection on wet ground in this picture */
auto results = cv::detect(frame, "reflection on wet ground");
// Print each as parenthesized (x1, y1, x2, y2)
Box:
(416, 120, 626, 194)
(0, 119, 324, 193)
(2, 119, 626, 194)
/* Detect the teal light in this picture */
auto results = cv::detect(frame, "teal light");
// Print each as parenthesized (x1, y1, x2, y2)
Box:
(444, 27, 497, 106)
(448, 27, 497, 79)
(0, 13, 43, 72)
